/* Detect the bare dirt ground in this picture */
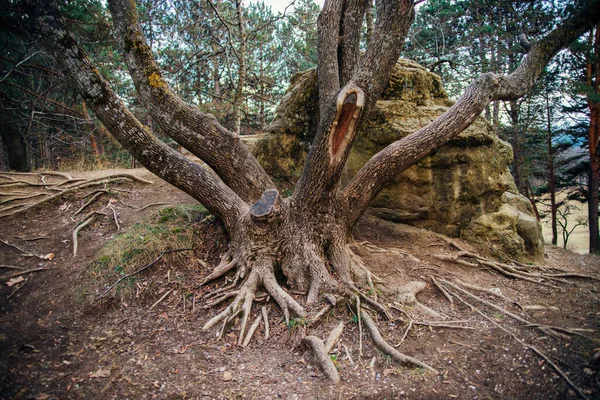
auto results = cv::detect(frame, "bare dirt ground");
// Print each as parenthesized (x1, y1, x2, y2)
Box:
(1, 168, 600, 400)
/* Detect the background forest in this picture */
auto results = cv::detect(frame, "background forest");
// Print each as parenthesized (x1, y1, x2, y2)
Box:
(0, 0, 598, 253)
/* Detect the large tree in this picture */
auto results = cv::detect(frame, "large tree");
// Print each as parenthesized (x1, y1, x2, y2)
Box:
(11, 0, 600, 376)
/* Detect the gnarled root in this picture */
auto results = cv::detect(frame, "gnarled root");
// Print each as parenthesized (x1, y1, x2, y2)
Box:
(202, 256, 306, 344)
(361, 310, 437, 373)
(302, 335, 340, 383)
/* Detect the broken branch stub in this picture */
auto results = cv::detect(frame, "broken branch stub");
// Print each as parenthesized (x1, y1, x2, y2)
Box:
(250, 189, 280, 224)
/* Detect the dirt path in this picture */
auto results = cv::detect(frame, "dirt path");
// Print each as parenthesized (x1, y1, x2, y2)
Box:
(1, 169, 599, 399)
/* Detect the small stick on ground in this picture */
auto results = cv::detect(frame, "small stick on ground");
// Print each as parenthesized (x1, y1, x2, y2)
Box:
(361, 310, 437, 373)
(302, 336, 340, 383)
(357, 296, 363, 359)
(137, 202, 169, 212)
(0, 239, 44, 259)
(343, 344, 354, 366)
(2, 267, 48, 279)
(72, 215, 96, 257)
(394, 319, 413, 348)
(262, 306, 270, 340)
(413, 321, 475, 330)
(150, 288, 173, 310)
(0, 265, 24, 270)
(98, 248, 193, 298)
(7, 280, 27, 299)
(242, 314, 262, 347)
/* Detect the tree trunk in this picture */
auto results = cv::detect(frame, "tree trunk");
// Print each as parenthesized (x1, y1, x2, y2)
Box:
(546, 92, 558, 245)
(0, 122, 30, 172)
(234, 0, 247, 136)
(587, 24, 600, 254)
(21, 0, 600, 365)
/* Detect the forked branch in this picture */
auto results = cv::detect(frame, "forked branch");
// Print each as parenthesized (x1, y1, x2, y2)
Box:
(25, 0, 248, 229)
(108, 0, 274, 203)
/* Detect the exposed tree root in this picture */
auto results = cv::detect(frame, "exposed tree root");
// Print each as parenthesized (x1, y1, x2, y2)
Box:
(261, 306, 270, 340)
(241, 315, 262, 347)
(324, 321, 344, 353)
(360, 310, 437, 373)
(454, 280, 512, 302)
(72, 215, 97, 257)
(302, 335, 340, 383)
(73, 190, 107, 215)
(0, 173, 152, 219)
(431, 276, 453, 306)
(444, 284, 590, 400)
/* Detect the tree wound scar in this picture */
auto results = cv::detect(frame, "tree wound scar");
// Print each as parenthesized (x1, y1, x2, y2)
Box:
(331, 92, 358, 157)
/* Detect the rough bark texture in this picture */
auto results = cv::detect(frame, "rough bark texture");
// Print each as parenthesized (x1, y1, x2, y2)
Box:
(587, 24, 600, 254)
(108, 0, 273, 203)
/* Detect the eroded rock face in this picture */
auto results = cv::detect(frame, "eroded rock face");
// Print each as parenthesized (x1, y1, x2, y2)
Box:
(254, 59, 544, 261)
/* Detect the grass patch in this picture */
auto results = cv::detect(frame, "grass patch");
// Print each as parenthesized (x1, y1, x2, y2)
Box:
(91, 205, 210, 299)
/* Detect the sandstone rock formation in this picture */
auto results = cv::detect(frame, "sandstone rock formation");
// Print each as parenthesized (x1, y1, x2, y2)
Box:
(254, 59, 544, 262)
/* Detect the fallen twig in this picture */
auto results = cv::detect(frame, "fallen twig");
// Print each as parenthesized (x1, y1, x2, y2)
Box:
(150, 288, 173, 310)
(413, 321, 475, 330)
(394, 319, 413, 348)
(0, 265, 24, 270)
(0, 239, 45, 259)
(7, 280, 27, 299)
(137, 202, 169, 212)
(97, 248, 193, 298)
(2, 267, 48, 279)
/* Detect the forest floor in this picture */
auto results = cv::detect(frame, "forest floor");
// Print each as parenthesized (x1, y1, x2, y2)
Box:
(1, 168, 600, 400)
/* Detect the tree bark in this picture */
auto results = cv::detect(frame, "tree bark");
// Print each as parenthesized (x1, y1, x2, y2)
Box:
(233, 0, 247, 135)
(546, 91, 558, 245)
(108, 0, 273, 203)
(0, 122, 29, 172)
(587, 24, 600, 254)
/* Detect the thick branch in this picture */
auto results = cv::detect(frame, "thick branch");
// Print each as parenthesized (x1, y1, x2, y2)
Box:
(494, 0, 600, 100)
(344, 74, 499, 226)
(27, 0, 247, 229)
(344, 0, 600, 227)
(293, 0, 414, 210)
(338, 0, 369, 86)
(352, 0, 415, 101)
(108, 0, 274, 203)
(316, 0, 343, 117)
